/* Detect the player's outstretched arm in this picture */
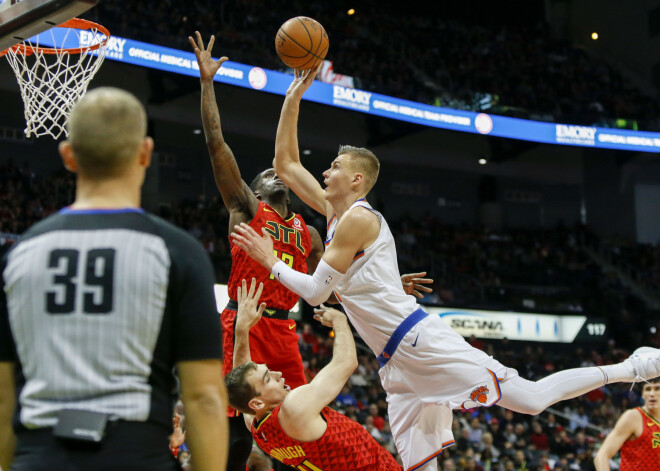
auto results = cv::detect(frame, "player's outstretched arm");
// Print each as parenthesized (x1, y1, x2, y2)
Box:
(274, 67, 328, 216)
(189, 32, 257, 217)
(233, 278, 266, 368)
(594, 409, 639, 470)
(0, 362, 16, 471)
(279, 307, 357, 434)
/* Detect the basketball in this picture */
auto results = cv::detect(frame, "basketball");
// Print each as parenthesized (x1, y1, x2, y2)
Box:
(275, 16, 329, 70)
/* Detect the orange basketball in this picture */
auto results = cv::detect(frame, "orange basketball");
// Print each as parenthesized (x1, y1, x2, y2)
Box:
(275, 16, 329, 70)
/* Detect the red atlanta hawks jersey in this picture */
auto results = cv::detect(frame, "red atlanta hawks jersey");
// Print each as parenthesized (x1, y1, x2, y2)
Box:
(252, 405, 402, 471)
(620, 407, 660, 471)
(228, 201, 311, 311)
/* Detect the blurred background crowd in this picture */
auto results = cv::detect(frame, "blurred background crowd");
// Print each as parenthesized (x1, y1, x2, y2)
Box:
(87, 0, 660, 131)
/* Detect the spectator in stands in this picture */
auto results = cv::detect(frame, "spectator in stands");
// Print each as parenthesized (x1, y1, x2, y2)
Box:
(335, 384, 358, 409)
(529, 421, 550, 451)
(478, 431, 501, 460)
(569, 406, 590, 431)
(468, 417, 485, 447)
(368, 403, 385, 431)
(456, 427, 475, 453)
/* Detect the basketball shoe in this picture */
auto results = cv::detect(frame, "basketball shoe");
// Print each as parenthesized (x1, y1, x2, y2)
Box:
(622, 347, 660, 382)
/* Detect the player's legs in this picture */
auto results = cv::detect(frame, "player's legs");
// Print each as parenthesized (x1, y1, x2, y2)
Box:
(221, 308, 239, 377)
(382, 372, 454, 471)
(497, 367, 607, 414)
(222, 312, 306, 388)
(498, 347, 660, 414)
(248, 317, 307, 389)
(227, 415, 253, 471)
(383, 314, 510, 408)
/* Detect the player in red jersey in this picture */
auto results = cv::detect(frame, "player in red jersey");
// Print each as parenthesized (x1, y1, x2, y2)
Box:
(190, 32, 431, 471)
(190, 33, 324, 471)
(226, 278, 402, 471)
(594, 378, 660, 470)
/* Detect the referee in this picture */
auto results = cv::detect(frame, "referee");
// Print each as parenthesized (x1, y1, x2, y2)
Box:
(0, 88, 228, 471)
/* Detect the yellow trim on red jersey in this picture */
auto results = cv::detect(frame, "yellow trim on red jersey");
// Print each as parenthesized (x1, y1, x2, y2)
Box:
(253, 412, 273, 432)
(640, 407, 660, 428)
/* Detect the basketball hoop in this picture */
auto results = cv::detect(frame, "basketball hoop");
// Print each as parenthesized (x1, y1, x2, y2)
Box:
(1, 18, 110, 139)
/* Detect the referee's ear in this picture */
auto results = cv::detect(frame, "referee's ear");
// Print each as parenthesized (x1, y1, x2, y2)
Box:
(138, 136, 154, 169)
(58, 140, 78, 173)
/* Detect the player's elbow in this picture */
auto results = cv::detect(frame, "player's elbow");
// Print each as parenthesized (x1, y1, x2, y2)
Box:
(593, 449, 612, 469)
(205, 133, 227, 150)
(347, 356, 358, 373)
(273, 157, 290, 179)
(302, 292, 331, 307)
(273, 154, 298, 177)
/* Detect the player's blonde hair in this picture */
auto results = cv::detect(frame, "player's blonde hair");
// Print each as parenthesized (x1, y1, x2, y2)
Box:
(66, 87, 147, 178)
(338, 145, 380, 194)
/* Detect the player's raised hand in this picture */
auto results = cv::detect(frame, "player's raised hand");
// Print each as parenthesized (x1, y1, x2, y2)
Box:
(188, 31, 228, 82)
(401, 271, 434, 298)
(236, 278, 266, 330)
(231, 223, 280, 269)
(285, 64, 321, 99)
(313, 304, 347, 328)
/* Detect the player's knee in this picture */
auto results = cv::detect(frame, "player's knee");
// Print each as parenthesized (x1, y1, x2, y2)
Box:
(516, 402, 547, 415)
(504, 398, 547, 415)
(523, 406, 546, 415)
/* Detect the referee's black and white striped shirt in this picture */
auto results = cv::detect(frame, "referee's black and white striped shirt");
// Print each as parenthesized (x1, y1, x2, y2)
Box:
(0, 208, 222, 430)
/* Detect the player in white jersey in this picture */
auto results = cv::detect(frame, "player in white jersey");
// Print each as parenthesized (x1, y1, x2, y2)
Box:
(230, 68, 660, 471)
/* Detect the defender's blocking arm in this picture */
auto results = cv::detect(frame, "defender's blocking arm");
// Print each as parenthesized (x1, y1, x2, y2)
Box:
(189, 32, 256, 216)
(232, 279, 266, 368)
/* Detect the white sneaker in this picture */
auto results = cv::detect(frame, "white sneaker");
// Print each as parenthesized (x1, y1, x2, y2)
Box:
(623, 347, 660, 382)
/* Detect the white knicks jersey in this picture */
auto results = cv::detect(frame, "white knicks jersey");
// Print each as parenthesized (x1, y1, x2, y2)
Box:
(326, 200, 419, 355)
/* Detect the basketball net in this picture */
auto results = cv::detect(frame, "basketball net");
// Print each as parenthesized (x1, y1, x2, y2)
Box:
(1, 18, 110, 139)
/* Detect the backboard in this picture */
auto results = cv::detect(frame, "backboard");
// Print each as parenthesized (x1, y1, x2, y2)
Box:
(0, 0, 97, 51)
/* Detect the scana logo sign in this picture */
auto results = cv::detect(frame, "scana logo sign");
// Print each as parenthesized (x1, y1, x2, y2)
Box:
(450, 318, 504, 332)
